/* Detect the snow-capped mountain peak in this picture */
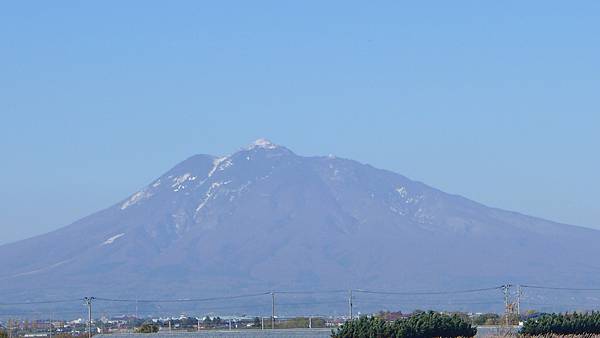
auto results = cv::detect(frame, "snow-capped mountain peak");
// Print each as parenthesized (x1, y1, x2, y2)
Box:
(248, 138, 278, 150)
(1, 140, 599, 313)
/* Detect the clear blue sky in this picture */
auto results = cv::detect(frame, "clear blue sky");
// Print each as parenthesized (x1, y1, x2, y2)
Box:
(1, 1, 599, 245)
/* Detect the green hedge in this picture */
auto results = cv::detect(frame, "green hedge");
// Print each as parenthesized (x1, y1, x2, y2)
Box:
(332, 311, 477, 338)
(522, 312, 600, 335)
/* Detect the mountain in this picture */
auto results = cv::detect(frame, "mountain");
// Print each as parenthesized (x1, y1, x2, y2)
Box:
(1, 139, 600, 315)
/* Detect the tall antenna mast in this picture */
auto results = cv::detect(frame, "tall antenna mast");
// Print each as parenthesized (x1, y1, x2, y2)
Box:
(502, 284, 512, 326)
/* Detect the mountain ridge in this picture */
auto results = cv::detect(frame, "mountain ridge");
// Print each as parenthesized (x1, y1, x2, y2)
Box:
(1, 139, 599, 314)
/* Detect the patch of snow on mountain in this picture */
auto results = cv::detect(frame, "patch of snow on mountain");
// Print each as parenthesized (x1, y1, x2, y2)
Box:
(152, 180, 161, 188)
(396, 187, 408, 198)
(413, 208, 434, 224)
(395, 186, 425, 205)
(195, 181, 231, 213)
(248, 138, 277, 150)
(172, 173, 198, 192)
(218, 159, 233, 172)
(171, 173, 192, 187)
(121, 190, 153, 210)
(207, 157, 228, 178)
(102, 233, 125, 245)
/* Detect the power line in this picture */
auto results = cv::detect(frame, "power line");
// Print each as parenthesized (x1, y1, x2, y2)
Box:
(0, 299, 82, 306)
(277, 300, 348, 307)
(94, 292, 271, 304)
(353, 285, 504, 296)
(521, 285, 600, 291)
(7, 284, 600, 311)
(354, 300, 503, 306)
(527, 302, 600, 307)
(273, 290, 347, 295)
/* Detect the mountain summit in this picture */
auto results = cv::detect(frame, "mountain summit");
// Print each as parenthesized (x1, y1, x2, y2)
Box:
(1, 140, 599, 312)
(247, 138, 280, 150)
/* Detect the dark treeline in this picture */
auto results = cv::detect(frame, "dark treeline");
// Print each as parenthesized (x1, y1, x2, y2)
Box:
(522, 312, 600, 335)
(332, 311, 476, 338)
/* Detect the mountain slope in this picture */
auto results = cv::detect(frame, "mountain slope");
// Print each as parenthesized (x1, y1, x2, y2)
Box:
(1, 139, 599, 313)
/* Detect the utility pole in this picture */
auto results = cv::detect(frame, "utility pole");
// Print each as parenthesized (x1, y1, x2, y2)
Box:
(309, 317, 312, 329)
(348, 290, 353, 321)
(516, 285, 522, 321)
(197, 318, 200, 332)
(49, 313, 53, 338)
(261, 317, 264, 330)
(271, 292, 275, 330)
(83, 297, 95, 338)
(228, 319, 232, 330)
(502, 285, 511, 327)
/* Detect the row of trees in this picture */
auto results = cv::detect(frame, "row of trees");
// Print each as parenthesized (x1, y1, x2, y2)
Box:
(376, 310, 522, 326)
(332, 311, 477, 338)
(521, 312, 600, 335)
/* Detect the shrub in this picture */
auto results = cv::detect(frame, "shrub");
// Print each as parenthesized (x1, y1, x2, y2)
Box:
(136, 323, 159, 333)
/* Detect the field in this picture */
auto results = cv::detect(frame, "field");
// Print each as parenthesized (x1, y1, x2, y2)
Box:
(96, 330, 333, 338)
